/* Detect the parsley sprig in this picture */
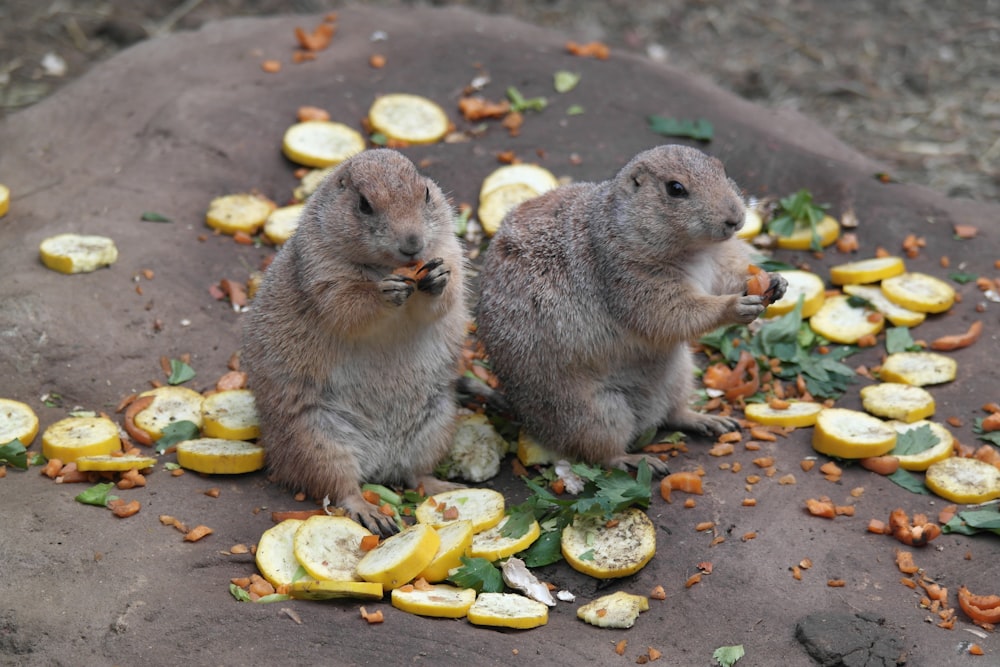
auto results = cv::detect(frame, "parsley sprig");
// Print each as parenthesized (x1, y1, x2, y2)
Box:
(767, 189, 830, 251)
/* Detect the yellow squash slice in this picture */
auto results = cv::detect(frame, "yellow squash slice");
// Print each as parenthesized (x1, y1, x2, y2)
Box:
(134, 386, 204, 441)
(75, 454, 156, 472)
(885, 420, 955, 471)
(829, 256, 905, 285)
(477, 182, 540, 237)
(0, 183, 9, 217)
(880, 272, 955, 313)
(417, 520, 473, 583)
(391, 583, 476, 618)
(812, 408, 896, 459)
(577, 591, 650, 629)
(255, 518, 317, 588)
(201, 389, 260, 441)
(516, 430, 557, 467)
(282, 120, 366, 168)
(925, 457, 1000, 504)
(263, 204, 304, 246)
(841, 283, 926, 328)
(356, 522, 441, 590)
(744, 400, 823, 428)
(293, 167, 335, 202)
(737, 206, 763, 240)
(879, 351, 957, 386)
(561, 508, 656, 579)
(808, 294, 884, 344)
(292, 515, 372, 582)
(859, 382, 935, 423)
(175, 438, 265, 474)
(415, 488, 505, 533)
(39, 233, 118, 274)
(205, 193, 275, 236)
(764, 270, 826, 318)
(0, 398, 39, 446)
(479, 163, 559, 200)
(289, 579, 384, 601)
(774, 215, 840, 250)
(41, 416, 121, 462)
(368, 93, 450, 145)
(466, 592, 549, 629)
(469, 515, 541, 562)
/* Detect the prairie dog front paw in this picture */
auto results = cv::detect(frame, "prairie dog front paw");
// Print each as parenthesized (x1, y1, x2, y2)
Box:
(416, 257, 449, 296)
(380, 274, 415, 306)
(732, 294, 765, 323)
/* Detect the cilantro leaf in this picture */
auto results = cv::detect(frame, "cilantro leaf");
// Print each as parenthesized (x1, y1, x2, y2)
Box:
(886, 468, 929, 494)
(713, 644, 746, 667)
(553, 70, 581, 93)
(890, 424, 938, 456)
(519, 530, 564, 567)
(949, 272, 978, 285)
(767, 189, 829, 251)
(501, 504, 539, 539)
(229, 583, 252, 602)
(75, 482, 119, 507)
(155, 419, 200, 453)
(973, 419, 1000, 446)
(942, 508, 1000, 537)
(647, 115, 713, 141)
(885, 326, 920, 354)
(0, 438, 29, 469)
(141, 211, 172, 223)
(168, 359, 196, 385)
(506, 86, 547, 112)
(448, 556, 504, 592)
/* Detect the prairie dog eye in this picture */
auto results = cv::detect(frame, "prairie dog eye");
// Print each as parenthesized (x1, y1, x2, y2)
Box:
(665, 181, 688, 198)
(358, 194, 373, 215)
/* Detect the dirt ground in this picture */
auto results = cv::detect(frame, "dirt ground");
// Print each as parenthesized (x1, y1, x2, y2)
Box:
(2, 0, 999, 202)
(1, 3, 999, 667)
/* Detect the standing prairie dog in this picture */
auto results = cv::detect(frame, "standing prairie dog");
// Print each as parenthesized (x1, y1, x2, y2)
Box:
(476, 144, 786, 473)
(241, 149, 468, 534)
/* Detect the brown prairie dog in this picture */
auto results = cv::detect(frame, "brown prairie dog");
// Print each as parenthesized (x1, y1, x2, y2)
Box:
(241, 149, 468, 535)
(476, 144, 786, 473)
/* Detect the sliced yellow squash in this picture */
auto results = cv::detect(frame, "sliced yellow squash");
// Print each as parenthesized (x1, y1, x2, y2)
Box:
(516, 430, 557, 467)
(841, 283, 926, 328)
(39, 233, 118, 274)
(356, 522, 441, 590)
(860, 382, 935, 423)
(577, 591, 650, 629)
(134, 386, 204, 441)
(41, 416, 121, 463)
(75, 454, 156, 472)
(829, 256, 905, 285)
(479, 163, 559, 200)
(0, 398, 39, 447)
(175, 438, 265, 474)
(808, 294, 884, 344)
(812, 408, 896, 459)
(881, 272, 955, 313)
(774, 215, 840, 250)
(289, 579, 383, 601)
(466, 592, 549, 629)
(255, 518, 317, 588)
(414, 488, 505, 533)
(292, 167, 335, 202)
(561, 508, 656, 579)
(0, 183, 9, 218)
(469, 515, 540, 562)
(201, 389, 259, 441)
(282, 120, 366, 168)
(885, 420, 955, 471)
(205, 193, 275, 236)
(477, 182, 540, 237)
(417, 520, 474, 583)
(925, 457, 1000, 504)
(744, 400, 823, 428)
(737, 206, 763, 240)
(879, 351, 957, 386)
(263, 203, 304, 246)
(391, 583, 476, 618)
(292, 515, 372, 581)
(764, 270, 826, 318)
(368, 93, 450, 145)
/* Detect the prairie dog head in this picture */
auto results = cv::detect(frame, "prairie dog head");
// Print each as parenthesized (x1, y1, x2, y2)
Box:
(613, 145, 746, 259)
(305, 149, 452, 267)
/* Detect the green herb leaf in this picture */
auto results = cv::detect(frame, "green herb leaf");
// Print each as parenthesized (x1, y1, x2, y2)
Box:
(885, 327, 920, 354)
(886, 468, 929, 494)
(890, 423, 937, 457)
(141, 211, 172, 223)
(713, 644, 745, 667)
(75, 482, 119, 507)
(973, 418, 1000, 446)
(168, 359, 196, 385)
(949, 272, 978, 284)
(448, 556, 504, 592)
(647, 115, 713, 141)
(566, 104, 585, 116)
(577, 549, 595, 561)
(506, 86, 547, 112)
(553, 70, 581, 93)
(369, 132, 388, 146)
(155, 420, 200, 453)
(767, 189, 829, 251)
(501, 504, 538, 539)
(942, 508, 1000, 536)
(519, 530, 564, 567)
(229, 583, 252, 602)
(255, 593, 292, 604)
(0, 438, 28, 469)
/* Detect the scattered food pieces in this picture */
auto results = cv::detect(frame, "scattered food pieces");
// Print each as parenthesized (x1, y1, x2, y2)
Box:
(39, 233, 118, 274)
(367, 93, 450, 145)
(561, 508, 656, 579)
(576, 591, 649, 629)
(175, 438, 265, 474)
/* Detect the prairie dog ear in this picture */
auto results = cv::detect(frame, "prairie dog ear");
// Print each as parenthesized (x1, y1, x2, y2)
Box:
(627, 164, 650, 191)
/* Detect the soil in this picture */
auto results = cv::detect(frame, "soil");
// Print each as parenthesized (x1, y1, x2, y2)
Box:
(1, 4, 999, 667)
(2, 1, 999, 202)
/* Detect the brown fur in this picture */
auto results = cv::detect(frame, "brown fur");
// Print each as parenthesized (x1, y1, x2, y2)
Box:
(476, 144, 785, 473)
(241, 149, 468, 534)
